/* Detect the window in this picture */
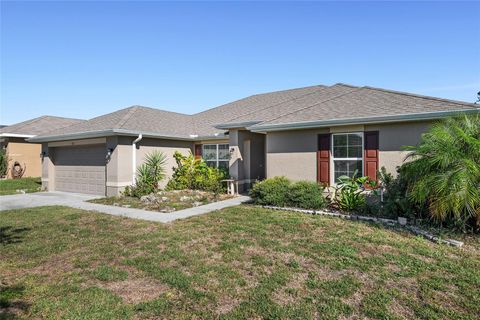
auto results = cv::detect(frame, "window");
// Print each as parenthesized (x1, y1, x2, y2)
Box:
(203, 144, 229, 169)
(331, 133, 363, 182)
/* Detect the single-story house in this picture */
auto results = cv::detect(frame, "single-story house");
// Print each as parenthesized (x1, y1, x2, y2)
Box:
(0, 116, 84, 178)
(29, 83, 479, 196)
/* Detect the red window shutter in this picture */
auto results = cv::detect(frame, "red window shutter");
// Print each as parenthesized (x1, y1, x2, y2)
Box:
(317, 134, 331, 186)
(194, 144, 202, 160)
(364, 131, 379, 181)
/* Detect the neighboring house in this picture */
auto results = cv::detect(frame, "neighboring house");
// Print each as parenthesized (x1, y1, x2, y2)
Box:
(29, 83, 479, 196)
(0, 116, 84, 178)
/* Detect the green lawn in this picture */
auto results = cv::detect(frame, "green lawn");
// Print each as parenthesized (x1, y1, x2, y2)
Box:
(0, 177, 41, 195)
(1, 205, 479, 319)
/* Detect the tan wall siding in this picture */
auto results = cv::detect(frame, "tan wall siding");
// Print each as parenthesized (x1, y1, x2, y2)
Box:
(266, 121, 433, 182)
(135, 138, 194, 189)
(266, 128, 328, 181)
(5, 140, 42, 178)
(229, 130, 265, 191)
(366, 121, 432, 175)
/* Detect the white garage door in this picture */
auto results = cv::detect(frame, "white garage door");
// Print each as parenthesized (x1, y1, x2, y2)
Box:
(53, 144, 106, 196)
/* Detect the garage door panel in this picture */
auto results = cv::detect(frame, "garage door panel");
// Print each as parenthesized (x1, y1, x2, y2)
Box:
(53, 145, 106, 196)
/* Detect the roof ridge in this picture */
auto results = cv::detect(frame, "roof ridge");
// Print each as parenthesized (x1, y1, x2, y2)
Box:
(250, 84, 326, 97)
(192, 85, 326, 117)
(221, 86, 329, 124)
(258, 85, 362, 125)
(129, 105, 190, 117)
(8, 115, 48, 132)
(117, 106, 140, 129)
(42, 115, 85, 122)
(363, 86, 478, 107)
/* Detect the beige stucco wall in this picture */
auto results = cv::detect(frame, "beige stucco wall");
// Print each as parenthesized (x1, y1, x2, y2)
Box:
(105, 136, 194, 196)
(265, 121, 433, 182)
(135, 138, 194, 188)
(4, 138, 42, 178)
(365, 121, 431, 175)
(266, 128, 329, 181)
(39, 136, 194, 196)
(229, 129, 265, 191)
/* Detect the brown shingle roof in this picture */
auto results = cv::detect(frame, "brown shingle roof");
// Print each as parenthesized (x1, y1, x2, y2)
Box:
(29, 83, 479, 142)
(0, 116, 84, 136)
(254, 85, 478, 127)
(33, 106, 194, 139)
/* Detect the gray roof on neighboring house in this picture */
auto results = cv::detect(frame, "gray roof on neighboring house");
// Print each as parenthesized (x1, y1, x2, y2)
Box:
(28, 106, 196, 141)
(0, 116, 85, 137)
(29, 83, 480, 142)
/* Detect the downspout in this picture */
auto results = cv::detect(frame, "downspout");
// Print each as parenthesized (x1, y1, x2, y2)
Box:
(132, 134, 143, 184)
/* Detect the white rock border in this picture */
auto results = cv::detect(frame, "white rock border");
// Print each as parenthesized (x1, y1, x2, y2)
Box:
(261, 205, 464, 247)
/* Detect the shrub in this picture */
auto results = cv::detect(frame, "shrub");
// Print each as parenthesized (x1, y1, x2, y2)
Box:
(124, 151, 167, 198)
(249, 177, 291, 207)
(287, 181, 326, 209)
(0, 149, 7, 178)
(373, 166, 425, 220)
(165, 151, 227, 194)
(250, 177, 327, 209)
(333, 170, 370, 212)
(401, 114, 480, 231)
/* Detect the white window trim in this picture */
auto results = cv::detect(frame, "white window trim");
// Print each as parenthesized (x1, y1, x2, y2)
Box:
(330, 132, 364, 185)
(203, 143, 229, 168)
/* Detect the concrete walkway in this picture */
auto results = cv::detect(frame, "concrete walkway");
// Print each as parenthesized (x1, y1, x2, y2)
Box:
(0, 191, 251, 223)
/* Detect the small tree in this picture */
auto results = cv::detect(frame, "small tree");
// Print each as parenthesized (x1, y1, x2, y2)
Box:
(402, 113, 480, 230)
(0, 149, 8, 178)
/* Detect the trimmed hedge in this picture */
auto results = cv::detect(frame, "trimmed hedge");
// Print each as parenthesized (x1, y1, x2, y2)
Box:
(250, 177, 327, 209)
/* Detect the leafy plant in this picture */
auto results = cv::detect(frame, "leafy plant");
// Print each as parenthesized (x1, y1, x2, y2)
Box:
(287, 181, 326, 209)
(0, 149, 8, 178)
(333, 170, 369, 212)
(402, 113, 480, 230)
(250, 178, 327, 209)
(124, 151, 167, 197)
(372, 166, 425, 220)
(166, 151, 227, 195)
(249, 177, 291, 207)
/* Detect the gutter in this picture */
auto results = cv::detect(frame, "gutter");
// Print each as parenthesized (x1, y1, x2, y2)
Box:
(28, 129, 210, 143)
(132, 134, 143, 184)
(214, 121, 262, 130)
(0, 133, 36, 138)
(247, 108, 480, 132)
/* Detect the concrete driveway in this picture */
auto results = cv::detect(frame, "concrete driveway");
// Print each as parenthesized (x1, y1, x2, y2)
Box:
(0, 191, 250, 223)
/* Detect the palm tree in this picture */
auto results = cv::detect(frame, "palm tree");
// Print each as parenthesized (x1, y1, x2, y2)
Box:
(402, 112, 480, 228)
(402, 113, 480, 229)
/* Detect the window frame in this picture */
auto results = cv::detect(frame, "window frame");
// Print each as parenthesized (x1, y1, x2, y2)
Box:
(330, 132, 364, 185)
(202, 143, 229, 169)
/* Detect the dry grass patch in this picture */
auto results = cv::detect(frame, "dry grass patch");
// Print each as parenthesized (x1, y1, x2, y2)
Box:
(101, 278, 170, 304)
(0, 205, 478, 320)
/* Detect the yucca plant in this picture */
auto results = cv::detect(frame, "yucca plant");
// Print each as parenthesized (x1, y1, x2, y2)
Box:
(402, 113, 480, 229)
(135, 151, 167, 194)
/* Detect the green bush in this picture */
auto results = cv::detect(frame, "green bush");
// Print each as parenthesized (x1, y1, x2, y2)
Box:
(0, 149, 8, 178)
(250, 177, 327, 209)
(372, 166, 426, 220)
(165, 151, 227, 194)
(288, 181, 326, 209)
(249, 177, 291, 207)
